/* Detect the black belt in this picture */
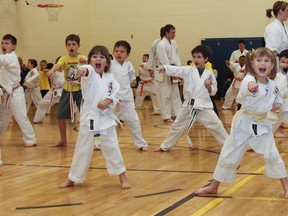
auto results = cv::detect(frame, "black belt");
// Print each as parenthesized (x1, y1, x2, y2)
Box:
(189, 99, 195, 106)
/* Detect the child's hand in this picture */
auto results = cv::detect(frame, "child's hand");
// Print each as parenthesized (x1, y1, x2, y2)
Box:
(139, 63, 144, 68)
(248, 82, 258, 93)
(149, 69, 154, 78)
(77, 68, 88, 77)
(97, 99, 112, 110)
(271, 103, 281, 112)
(204, 76, 212, 88)
(79, 58, 87, 65)
(46, 70, 54, 78)
(158, 66, 165, 74)
(130, 80, 137, 87)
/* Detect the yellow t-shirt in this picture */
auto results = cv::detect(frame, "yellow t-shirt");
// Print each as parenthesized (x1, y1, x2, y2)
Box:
(39, 70, 50, 91)
(57, 54, 87, 91)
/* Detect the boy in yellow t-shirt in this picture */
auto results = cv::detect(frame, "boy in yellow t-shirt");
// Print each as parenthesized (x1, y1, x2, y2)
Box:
(47, 34, 87, 147)
(39, 60, 50, 98)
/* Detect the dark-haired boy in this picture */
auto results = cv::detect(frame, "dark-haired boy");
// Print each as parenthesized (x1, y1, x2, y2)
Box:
(154, 45, 228, 152)
(0, 34, 37, 148)
(47, 34, 87, 147)
(23, 59, 42, 113)
(111, 40, 148, 151)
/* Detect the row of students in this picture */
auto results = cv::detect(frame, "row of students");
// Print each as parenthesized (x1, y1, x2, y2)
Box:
(1, 33, 288, 198)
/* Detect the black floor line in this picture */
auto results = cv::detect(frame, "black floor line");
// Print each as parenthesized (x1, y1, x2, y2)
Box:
(16, 203, 83, 210)
(134, 189, 182, 198)
(154, 183, 211, 216)
(3, 163, 263, 176)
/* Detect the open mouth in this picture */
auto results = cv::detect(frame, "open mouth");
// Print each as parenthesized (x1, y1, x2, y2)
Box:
(259, 68, 267, 73)
(95, 63, 101, 69)
(2, 48, 6, 53)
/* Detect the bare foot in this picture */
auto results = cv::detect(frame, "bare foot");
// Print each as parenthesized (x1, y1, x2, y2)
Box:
(33, 121, 42, 124)
(94, 145, 101, 151)
(246, 147, 254, 152)
(50, 141, 67, 148)
(24, 143, 37, 147)
(59, 179, 74, 188)
(150, 112, 161, 115)
(284, 191, 288, 199)
(153, 147, 165, 152)
(119, 173, 131, 189)
(195, 186, 218, 195)
(164, 119, 174, 125)
(73, 126, 79, 132)
(139, 146, 149, 152)
(274, 131, 287, 138)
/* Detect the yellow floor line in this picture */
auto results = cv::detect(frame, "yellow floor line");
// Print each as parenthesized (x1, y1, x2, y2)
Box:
(235, 196, 287, 201)
(192, 153, 287, 216)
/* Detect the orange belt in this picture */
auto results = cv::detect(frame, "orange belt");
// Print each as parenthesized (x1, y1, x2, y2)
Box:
(3, 85, 21, 110)
(140, 79, 153, 96)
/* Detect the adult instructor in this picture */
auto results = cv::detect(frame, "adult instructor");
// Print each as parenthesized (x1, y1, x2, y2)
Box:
(264, 1, 288, 55)
(156, 24, 182, 124)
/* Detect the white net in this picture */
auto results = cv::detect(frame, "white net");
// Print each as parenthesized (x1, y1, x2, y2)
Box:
(38, 4, 63, 22)
(27, 0, 63, 22)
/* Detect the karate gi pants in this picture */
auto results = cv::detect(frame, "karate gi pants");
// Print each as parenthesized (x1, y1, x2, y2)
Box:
(25, 88, 42, 113)
(68, 125, 126, 183)
(114, 101, 148, 149)
(160, 106, 228, 151)
(222, 86, 239, 109)
(0, 87, 36, 144)
(33, 90, 61, 123)
(159, 76, 181, 120)
(214, 127, 287, 182)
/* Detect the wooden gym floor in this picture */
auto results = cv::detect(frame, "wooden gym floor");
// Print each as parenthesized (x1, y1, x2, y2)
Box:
(1, 100, 288, 216)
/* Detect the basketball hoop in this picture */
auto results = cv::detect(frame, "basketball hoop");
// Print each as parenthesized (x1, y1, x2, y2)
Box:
(37, 4, 63, 22)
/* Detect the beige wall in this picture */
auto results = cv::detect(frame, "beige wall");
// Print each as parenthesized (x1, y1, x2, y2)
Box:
(0, 0, 277, 70)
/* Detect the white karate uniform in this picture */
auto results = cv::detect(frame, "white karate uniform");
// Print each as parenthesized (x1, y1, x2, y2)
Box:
(229, 49, 249, 62)
(264, 19, 288, 54)
(0, 51, 36, 145)
(268, 71, 288, 133)
(214, 74, 287, 182)
(24, 68, 42, 113)
(135, 62, 158, 111)
(147, 38, 162, 114)
(156, 37, 182, 119)
(68, 65, 126, 183)
(33, 71, 64, 123)
(159, 65, 228, 151)
(222, 63, 246, 109)
(111, 59, 148, 149)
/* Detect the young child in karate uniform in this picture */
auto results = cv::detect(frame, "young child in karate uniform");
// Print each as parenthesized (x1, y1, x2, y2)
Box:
(59, 45, 131, 189)
(111, 40, 148, 151)
(154, 45, 228, 152)
(196, 47, 288, 198)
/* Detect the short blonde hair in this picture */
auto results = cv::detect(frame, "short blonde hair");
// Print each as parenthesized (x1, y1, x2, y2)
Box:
(245, 47, 277, 80)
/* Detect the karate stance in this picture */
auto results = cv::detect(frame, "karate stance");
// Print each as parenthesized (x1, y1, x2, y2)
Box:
(60, 45, 130, 189)
(196, 48, 288, 198)
(154, 45, 228, 152)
